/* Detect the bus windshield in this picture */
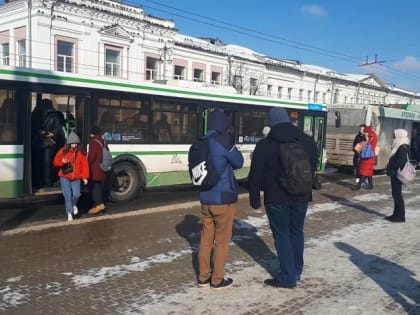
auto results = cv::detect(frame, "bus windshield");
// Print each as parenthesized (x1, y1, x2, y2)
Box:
(327, 108, 367, 135)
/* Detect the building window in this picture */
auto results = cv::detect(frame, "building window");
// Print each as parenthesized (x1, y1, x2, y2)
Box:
(267, 85, 272, 96)
(277, 86, 282, 98)
(17, 40, 26, 67)
(57, 40, 74, 72)
(307, 90, 312, 102)
(323, 92, 327, 103)
(193, 68, 204, 82)
(2, 43, 9, 65)
(333, 91, 339, 104)
(211, 71, 221, 85)
(315, 91, 319, 103)
(173, 65, 185, 80)
(146, 57, 158, 80)
(105, 48, 121, 77)
(287, 88, 292, 100)
(299, 89, 303, 101)
(250, 78, 257, 95)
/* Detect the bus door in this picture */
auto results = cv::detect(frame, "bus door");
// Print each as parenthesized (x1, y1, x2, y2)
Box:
(303, 115, 326, 171)
(29, 92, 88, 194)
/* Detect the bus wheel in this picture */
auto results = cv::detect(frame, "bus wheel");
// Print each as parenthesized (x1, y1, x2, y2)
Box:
(109, 161, 142, 202)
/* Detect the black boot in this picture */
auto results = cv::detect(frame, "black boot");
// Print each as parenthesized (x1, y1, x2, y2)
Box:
(352, 176, 364, 190)
(366, 176, 373, 189)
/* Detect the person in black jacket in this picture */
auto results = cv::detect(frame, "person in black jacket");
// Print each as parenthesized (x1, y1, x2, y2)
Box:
(248, 107, 317, 288)
(385, 129, 410, 223)
(353, 124, 366, 182)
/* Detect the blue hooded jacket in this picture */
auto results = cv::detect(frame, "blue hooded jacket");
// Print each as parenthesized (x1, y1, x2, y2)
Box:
(200, 110, 244, 205)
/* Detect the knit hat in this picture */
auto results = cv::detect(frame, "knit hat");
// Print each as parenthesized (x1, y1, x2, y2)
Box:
(269, 108, 290, 127)
(208, 109, 229, 133)
(67, 132, 81, 144)
(90, 126, 102, 135)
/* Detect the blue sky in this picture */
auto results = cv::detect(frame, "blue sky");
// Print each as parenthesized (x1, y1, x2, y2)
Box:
(2, 0, 419, 92)
(128, 0, 420, 92)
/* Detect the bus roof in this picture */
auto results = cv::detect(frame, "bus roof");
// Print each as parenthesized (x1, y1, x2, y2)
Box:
(0, 67, 327, 112)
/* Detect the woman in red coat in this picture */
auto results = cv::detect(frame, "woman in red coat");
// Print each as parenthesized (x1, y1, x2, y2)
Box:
(87, 126, 109, 215)
(53, 132, 89, 221)
(352, 125, 377, 190)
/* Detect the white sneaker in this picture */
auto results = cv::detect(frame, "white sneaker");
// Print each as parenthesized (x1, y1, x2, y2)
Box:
(73, 205, 78, 216)
(67, 213, 73, 221)
(355, 178, 360, 183)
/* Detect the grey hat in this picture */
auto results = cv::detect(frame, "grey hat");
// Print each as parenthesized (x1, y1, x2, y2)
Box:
(67, 132, 81, 144)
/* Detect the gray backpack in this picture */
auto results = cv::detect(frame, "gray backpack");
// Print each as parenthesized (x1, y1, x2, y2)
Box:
(93, 139, 113, 172)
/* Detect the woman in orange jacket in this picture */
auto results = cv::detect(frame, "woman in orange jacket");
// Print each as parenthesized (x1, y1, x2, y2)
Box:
(53, 132, 89, 221)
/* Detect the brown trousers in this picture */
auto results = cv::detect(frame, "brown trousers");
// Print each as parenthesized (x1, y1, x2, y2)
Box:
(198, 203, 236, 286)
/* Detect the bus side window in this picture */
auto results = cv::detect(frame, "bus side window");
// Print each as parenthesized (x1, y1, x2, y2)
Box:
(0, 98, 17, 142)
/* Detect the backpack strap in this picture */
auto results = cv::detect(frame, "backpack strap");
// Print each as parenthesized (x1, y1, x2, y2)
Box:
(92, 138, 104, 148)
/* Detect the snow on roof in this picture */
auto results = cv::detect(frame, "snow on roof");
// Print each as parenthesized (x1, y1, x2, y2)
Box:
(174, 34, 415, 93)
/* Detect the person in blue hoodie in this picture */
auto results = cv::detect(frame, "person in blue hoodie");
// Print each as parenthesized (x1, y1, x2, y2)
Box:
(248, 107, 317, 289)
(197, 109, 244, 290)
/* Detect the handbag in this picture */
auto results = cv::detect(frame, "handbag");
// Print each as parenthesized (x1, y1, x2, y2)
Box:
(397, 155, 416, 185)
(360, 142, 375, 159)
(42, 137, 56, 148)
(61, 152, 76, 175)
(61, 163, 73, 174)
(354, 141, 366, 154)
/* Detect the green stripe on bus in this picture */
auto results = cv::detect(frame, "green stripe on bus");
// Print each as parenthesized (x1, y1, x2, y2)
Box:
(0, 180, 24, 198)
(0, 154, 24, 159)
(112, 150, 253, 156)
(0, 69, 326, 110)
(146, 168, 250, 187)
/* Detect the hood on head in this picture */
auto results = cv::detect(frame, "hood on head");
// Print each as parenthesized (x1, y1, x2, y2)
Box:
(394, 129, 408, 139)
(269, 108, 290, 127)
(208, 109, 229, 133)
(67, 132, 80, 144)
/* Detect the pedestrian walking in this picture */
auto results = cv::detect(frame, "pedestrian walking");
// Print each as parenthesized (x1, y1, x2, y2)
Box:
(353, 124, 366, 183)
(248, 107, 318, 288)
(352, 125, 377, 190)
(88, 126, 108, 215)
(53, 132, 89, 221)
(385, 129, 411, 222)
(197, 109, 244, 290)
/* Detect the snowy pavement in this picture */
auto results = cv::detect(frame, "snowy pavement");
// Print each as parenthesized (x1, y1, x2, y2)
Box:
(0, 175, 419, 314)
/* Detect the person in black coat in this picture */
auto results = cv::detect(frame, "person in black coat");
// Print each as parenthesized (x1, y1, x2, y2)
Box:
(385, 129, 411, 222)
(248, 107, 317, 288)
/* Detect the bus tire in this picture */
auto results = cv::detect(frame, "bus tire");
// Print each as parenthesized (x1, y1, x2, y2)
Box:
(109, 161, 142, 202)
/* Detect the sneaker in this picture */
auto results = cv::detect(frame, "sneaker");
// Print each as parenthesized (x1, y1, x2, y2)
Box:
(73, 205, 78, 216)
(197, 277, 211, 287)
(210, 278, 233, 290)
(264, 278, 296, 289)
(67, 213, 73, 221)
(354, 178, 360, 183)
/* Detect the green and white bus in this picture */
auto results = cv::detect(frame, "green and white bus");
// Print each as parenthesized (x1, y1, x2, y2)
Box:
(0, 66, 327, 203)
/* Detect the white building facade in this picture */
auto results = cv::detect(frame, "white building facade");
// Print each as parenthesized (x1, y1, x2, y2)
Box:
(1, 0, 419, 106)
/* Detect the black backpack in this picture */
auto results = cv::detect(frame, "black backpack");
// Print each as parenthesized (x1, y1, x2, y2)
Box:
(188, 136, 219, 191)
(277, 141, 313, 196)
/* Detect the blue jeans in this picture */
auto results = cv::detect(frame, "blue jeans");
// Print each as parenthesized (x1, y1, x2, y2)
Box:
(265, 201, 308, 285)
(60, 177, 81, 214)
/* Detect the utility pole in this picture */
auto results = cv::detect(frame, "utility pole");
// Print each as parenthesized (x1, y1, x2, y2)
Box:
(359, 54, 385, 66)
